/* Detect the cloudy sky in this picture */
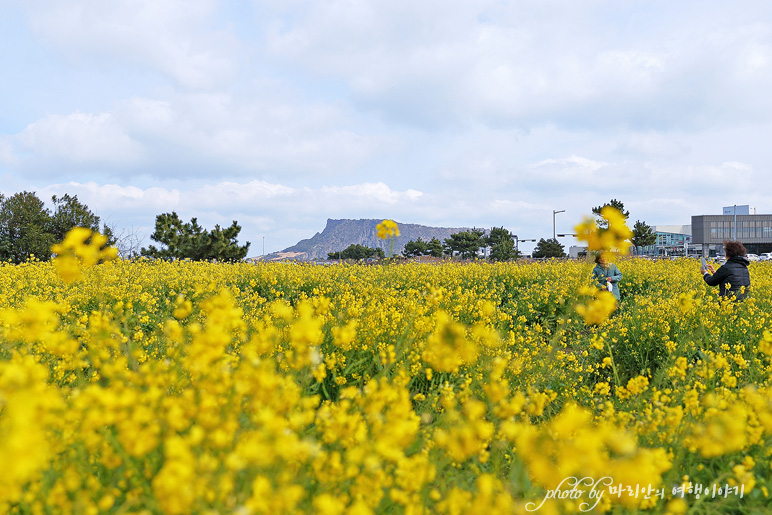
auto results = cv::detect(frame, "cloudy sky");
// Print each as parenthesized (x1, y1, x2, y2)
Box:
(2, 0, 771, 255)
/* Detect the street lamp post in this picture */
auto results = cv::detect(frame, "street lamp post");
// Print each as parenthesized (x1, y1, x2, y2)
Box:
(732, 204, 737, 240)
(553, 210, 565, 240)
(262, 236, 265, 259)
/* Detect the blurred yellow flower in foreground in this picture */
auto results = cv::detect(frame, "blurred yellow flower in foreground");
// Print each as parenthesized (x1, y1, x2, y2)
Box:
(575, 206, 632, 255)
(376, 219, 400, 239)
(575, 286, 617, 325)
(51, 227, 118, 282)
(759, 330, 772, 356)
(422, 311, 478, 372)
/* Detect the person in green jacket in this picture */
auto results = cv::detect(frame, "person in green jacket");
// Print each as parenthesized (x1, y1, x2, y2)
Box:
(592, 253, 623, 300)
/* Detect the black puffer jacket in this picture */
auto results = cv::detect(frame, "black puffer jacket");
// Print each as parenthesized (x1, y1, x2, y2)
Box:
(703, 255, 751, 300)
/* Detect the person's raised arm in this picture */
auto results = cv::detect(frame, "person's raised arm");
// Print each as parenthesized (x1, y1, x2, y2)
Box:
(703, 264, 727, 286)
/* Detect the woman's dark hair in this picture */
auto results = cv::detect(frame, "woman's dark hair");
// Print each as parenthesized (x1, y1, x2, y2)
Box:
(724, 240, 747, 258)
(594, 253, 604, 264)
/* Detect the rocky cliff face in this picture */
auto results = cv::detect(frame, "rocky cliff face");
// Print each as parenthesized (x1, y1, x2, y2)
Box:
(266, 219, 469, 261)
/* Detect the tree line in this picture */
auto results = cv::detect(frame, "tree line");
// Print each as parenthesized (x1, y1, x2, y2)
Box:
(397, 227, 559, 261)
(2, 191, 656, 265)
(329, 227, 554, 262)
(328, 199, 657, 262)
(0, 191, 115, 263)
(0, 191, 249, 264)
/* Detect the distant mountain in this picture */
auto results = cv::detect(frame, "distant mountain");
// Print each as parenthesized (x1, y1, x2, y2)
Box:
(262, 219, 471, 261)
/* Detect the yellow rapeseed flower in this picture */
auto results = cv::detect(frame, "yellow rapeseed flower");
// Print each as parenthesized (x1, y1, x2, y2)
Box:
(376, 219, 400, 239)
(51, 227, 118, 282)
(422, 311, 479, 372)
(575, 206, 632, 255)
(576, 287, 617, 325)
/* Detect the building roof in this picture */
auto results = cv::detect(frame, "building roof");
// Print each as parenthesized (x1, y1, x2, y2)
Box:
(654, 225, 691, 235)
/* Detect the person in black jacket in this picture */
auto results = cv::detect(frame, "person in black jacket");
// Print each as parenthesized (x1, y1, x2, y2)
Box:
(701, 240, 751, 300)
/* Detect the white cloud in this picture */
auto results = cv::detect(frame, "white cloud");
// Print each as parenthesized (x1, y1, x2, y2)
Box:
(320, 182, 423, 205)
(116, 93, 384, 175)
(617, 132, 692, 158)
(490, 199, 551, 213)
(260, 1, 772, 130)
(121, 98, 176, 132)
(18, 113, 143, 164)
(23, 0, 236, 89)
(525, 155, 610, 189)
(642, 161, 757, 194)
(531, 155, 608, 172)
(0, 139, 19, 165)
(40, 182, 181, 212)
(7, 91, 387, 179)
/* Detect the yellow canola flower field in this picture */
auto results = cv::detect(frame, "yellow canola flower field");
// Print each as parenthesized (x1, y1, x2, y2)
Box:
(2, 247, 772, 514)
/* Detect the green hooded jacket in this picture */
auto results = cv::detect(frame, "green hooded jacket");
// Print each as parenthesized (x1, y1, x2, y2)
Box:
(592, 263, 622, 300)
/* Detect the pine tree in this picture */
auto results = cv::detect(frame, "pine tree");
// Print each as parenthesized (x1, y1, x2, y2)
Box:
(631, 220, 657, 255)
(486, 227, 520, 262)
(141, 212, 250, 262)
(444, 229, 485, 259)
(592, 199, 630, 229)
(532, 238, 565, 258)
